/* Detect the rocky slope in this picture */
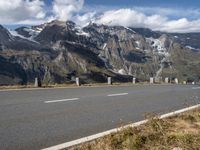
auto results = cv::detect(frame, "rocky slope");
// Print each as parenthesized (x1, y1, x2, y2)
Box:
(0, 20, 199, 85)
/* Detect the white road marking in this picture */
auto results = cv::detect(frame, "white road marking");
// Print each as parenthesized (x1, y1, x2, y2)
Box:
(107, 93, 128, 97)
(192, 87, 200, 90)
(44, 98, 79, 104)
(42, 104, 200, 150)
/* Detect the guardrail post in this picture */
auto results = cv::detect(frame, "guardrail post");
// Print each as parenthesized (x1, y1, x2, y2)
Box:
(150, 77, 154, 84)
(175, 78, 179, 84)
(165, 77, 169, 83)
(132, 78, 136, 84)
(34, 78, 38, 87)
(76, 77, 80, 86)
(108, 77, 112, 85)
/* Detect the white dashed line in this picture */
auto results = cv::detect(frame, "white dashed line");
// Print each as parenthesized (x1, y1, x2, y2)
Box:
(107, 93, 128, 97)
(192, 87, 200, 90)
(44, 98, 79, 104)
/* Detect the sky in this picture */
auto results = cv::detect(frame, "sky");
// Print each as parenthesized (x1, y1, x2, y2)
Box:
(85, 0, 200, 8)
(1, 0, 200, 33)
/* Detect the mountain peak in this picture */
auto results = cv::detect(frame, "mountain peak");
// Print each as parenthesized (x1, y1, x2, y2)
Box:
(43, 20, 65, 27)
(0, 24, 4, 29)
(45, 20, 76, 28)
(66, 20, 76, 26)
(0, 25, 8, 31)
(0, 25, 13, 43)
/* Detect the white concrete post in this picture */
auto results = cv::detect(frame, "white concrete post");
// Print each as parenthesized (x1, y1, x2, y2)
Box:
(165, 77, 169, 84)
(132, 78, 136, 84)
(76, 77, 80, 86)
(175, 78, 179, 84)
(34, 78, 38, 87)
(183, 81, 187, 84)
(108, 77, 112, 85)
(150, 77, 154, 84)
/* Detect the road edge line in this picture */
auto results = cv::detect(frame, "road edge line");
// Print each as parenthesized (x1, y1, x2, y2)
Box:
(42, 104, 200, 150)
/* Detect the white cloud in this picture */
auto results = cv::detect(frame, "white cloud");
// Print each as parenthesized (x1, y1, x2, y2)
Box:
(52, 0, 84, 21)
(51, 0, 96, 27)
(158, 18, 200, 33)
(1, 0, 200, 33)
(0, 0, 86, 25)
(0, 0, 46, 24)
(74, 12, 96, 26)
(95, 8, 200, 33)
(95, 9, 166, 29)
(133, 7, 200, 19)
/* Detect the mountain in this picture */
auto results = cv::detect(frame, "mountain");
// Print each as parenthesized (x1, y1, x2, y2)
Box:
(170, 33, 200, 50)
(0, 20, 200, 85)
(0, 25, 12, 44)
(131, 27, 200, 51)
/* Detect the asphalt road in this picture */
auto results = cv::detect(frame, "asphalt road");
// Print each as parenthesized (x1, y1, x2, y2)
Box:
(0, 84, 200, 150)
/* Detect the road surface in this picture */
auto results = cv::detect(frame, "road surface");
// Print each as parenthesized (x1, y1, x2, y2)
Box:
(0, 84, 200, 150)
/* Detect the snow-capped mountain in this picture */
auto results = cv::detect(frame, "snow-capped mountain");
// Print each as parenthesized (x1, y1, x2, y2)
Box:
(0, 20, 200, 85)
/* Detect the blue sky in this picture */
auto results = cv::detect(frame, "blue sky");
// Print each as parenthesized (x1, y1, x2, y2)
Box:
(85, 0, 200, 8)
(1, 0, 200, 32)
(41, 0, 200, 13)
(83, 0, 200, 20)
(44, 0, 200, 8)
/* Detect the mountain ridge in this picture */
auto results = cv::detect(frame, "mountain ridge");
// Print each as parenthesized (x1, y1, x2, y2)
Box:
(0, 20, 199, 85)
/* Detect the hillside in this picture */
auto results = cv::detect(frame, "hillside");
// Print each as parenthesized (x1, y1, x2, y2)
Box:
(0, 21, 200, 85)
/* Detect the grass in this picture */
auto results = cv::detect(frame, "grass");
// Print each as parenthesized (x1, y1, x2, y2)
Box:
(0, 81, 155, 90)
(70, 108, 200, 150)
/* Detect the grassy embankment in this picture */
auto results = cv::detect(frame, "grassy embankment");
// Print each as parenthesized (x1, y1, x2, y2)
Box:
(71, 108, 200, 150)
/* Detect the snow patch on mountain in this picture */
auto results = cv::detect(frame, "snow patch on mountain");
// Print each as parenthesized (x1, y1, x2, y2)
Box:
(118, 69, 126, 75)
(146, 37, 169, 56)
(102, 43, 107, 49)
(23, 28, 41, 38)
(186, 45, 196, 50)
(146, 37, 170, 79)
(124, 27, 136, 34)
(147, 37, 165, 51)
(8, 28, 39, 43)
(174, 36, 179, 38)
(135, 41, 141, 49)
(135, 41, 140, 46)
(74, 25, 90, 37)
(76, 30, 90, 37)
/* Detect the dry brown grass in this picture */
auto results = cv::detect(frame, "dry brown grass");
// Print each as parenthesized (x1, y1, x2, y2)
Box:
(70, 108, 200, 150)
(0, 82, 148, 90)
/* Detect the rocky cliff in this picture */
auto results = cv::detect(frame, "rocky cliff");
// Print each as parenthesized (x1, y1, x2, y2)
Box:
(0, 20, 199, 85)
